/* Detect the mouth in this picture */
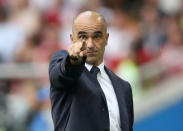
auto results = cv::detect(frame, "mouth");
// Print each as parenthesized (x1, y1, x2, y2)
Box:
(87, 51, 97, 55)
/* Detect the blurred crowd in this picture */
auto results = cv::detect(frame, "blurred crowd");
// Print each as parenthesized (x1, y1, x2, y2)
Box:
(0, 0, 183, 130)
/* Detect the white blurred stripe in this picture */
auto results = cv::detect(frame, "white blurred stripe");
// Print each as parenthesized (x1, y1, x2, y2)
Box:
(134, 74, 183, 122)
(0, 63, 49, 79)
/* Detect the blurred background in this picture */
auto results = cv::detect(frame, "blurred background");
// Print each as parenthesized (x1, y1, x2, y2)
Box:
(0, 0, 183, 130)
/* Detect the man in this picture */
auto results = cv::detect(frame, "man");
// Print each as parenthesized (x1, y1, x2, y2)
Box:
(49, 11, 134, 131)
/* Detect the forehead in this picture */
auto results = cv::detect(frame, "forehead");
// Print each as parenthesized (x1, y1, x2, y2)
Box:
(74, 23, 105, 34)
(73, 13, 106, 34)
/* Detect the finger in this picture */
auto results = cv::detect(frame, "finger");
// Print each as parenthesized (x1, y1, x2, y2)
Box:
(69, 45, 79, 58)
(80, 40, 87, 51)
(77, 41, 83, 50)
(79, 50, 87, 57)
(73, 45, 81, 56)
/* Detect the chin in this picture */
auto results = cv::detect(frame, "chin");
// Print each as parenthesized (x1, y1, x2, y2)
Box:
(86, 57, 97, 65)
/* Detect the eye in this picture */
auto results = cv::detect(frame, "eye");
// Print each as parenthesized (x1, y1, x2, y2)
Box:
(93, 35, 102, 40)
(79, 35, 87, 40)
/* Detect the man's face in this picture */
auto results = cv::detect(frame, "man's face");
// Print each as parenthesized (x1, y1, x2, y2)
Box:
(71, 14, 109, 66)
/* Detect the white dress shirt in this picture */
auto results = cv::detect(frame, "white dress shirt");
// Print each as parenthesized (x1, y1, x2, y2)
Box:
(85, 62, 121, 131)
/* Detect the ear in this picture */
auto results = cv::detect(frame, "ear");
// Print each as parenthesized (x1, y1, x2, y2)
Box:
(70, 34, 74, 43)
(105, 33, 109, 45)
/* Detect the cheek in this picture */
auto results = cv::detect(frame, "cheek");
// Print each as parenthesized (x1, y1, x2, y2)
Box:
(72, 34, 80, 43)
(97, 41, 106, 51)
(74, 37, 80, 42)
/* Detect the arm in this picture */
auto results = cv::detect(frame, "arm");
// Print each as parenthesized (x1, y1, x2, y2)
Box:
(49, 50, 85, 90)
(49, 39, 87, 90)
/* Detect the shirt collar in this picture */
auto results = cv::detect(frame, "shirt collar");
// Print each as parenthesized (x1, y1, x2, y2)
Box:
(85, 61, 105, 73)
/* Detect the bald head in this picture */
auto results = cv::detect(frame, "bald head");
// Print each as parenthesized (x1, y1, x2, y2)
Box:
(72, 11, 107, 33)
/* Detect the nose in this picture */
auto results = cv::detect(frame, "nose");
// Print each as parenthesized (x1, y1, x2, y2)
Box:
(87, 38, 94, 49)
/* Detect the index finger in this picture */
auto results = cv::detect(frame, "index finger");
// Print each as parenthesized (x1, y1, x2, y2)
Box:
(80, 40, 87, 51)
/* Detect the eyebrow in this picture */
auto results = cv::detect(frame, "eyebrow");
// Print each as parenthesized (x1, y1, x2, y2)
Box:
(94, 31, 103, 35)
(78, 31, 87, 35)
(78, 31, 103, 35)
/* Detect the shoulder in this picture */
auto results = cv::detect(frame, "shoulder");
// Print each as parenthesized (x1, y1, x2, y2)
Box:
(49, 50, 69, 71)
(105, 66, 132, 91)
(105, 66, 128, 83)
(50, 50, 69, 63)
(52, 50, 68, 58)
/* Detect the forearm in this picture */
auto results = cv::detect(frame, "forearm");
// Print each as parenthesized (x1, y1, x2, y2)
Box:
(49, 50, 85, 89)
